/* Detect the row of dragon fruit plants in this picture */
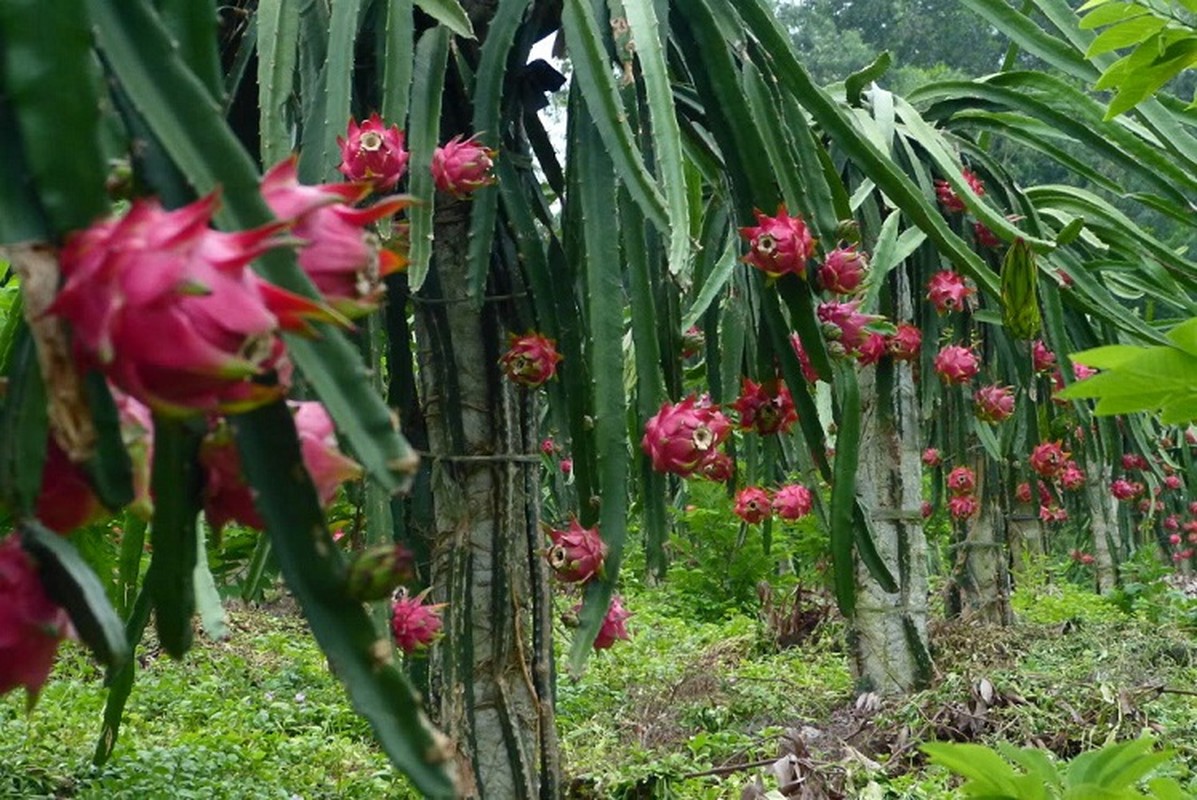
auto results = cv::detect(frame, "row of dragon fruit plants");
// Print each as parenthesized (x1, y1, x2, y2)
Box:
(4, 109, 1190, 701)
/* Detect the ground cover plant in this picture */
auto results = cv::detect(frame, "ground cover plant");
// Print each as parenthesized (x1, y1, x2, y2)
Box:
(3, 0, 1197, 798)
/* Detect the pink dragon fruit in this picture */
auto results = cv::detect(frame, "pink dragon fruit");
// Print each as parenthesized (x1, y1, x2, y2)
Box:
(1039, 504, 1068, 524)
(0, 536, 72, 698)
(926, 270, 973, 314)
(734, 487, 772, 524)
(1121, 453, 1148, 471)
(1015, 482, 1033, 504)
(921, 501, 934, 518)
(740, 206, 816, 279)
(1166, 475, 1183, 491)
(261, 157, 410, 319)
(856, 333, 888, 366)
(788, 333, 822, 383)
(337, 114, 409, 190)
(922, 448, 942, 468)
(1031, 340, 1056, 373)
(948, 494, 979, 520)
(772, 484, 814, 520)
(499, 332, 563, 388)
(817, 300, 879, 356)
(1028, 441, 1069, 479)
(34, 438, 106, 534)
(545, 519, 607, 583)
(946, 466, 976, 496)
(201, 402, 361, 531)
(48, 194, 311, 415)
(1059, 461, 1086, 491)
(641, 395, 731, 477)
(698, 451, 734, 483)
(888, 323, 922, 362)
(432, 134, 498, 197)
(540, 438, 557, 456)
(1110, 478, 1141, 501)
(592, 595, 632, 650)
(935, 168, 985, 213)
(972, 221, 1000, 248)
(818, 246, 868, 295)
(1165, 515, 1181, 532)
(933, 345, 979, 385)
(390, 589, 445, 654)
(973, 384, 1015, 424)
(731, 377, 798, 435)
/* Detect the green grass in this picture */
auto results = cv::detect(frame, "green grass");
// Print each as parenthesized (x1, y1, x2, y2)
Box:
(4, 568, 1197, 799)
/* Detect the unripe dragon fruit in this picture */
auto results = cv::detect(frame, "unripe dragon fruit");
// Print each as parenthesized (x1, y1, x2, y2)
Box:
(1031, 340, 1056, 373)
(545, 519, 607, 583)
(262, 157, 409, 319)
(641, 395, 731, 477)
(734, 487, 772, 524)
(49, 194, 306, 415)
(1028, 441, 1069, 479)
(772, 484, 814, 520)
(948, 494, 979, 520)
(973, 384, 1015, 424)
(731, 377, 797, 436)
(390, 589, 445, 654)
(818, 245, 868, 295)
(946, 466, 976, 496)
(922, 448, 942, 468)
(346, 544, 415, 602)
(592, 595, 632, 650)
(337, 114, 409, 189)
(933, 345, 979, 385)
(739, 206, 816, 279)
(0, 536, 72, 698)
(888, 323, 922, 362)
(926, 270, 973, 314)
(500, 332, 563, 388)
(934, 168, 985, 213)
(432, 134, 498, 197)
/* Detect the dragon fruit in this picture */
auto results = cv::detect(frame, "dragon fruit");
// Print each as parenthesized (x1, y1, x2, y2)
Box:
(731, 378, 797, 435)
(345, 544, 415, 602)
(817, 300, 879, 356)
(262, 157, 409, 319)
(734, 487, 772, 524)
(818, 245, 868, 295)
(933, 345, 979, 385)
(432, 134, 498, 197)
(0, 536, 72, 698)
(592, 595, 632, 650)
(1028, 441, 1069, 480)
(642, 395, 731, 477)
(948, 494, 979, 520)
(1121, 453, 1148, 471)
(545, 519, 607, 583)
(1059, 461, 1086, 491)
(499, 332, 563, 388)
(337, 114, 409, 190)
(972, 222, 1001, 248)
(34, 438, 106, 534)
(926, 270, 973, 314)
(922, 448, 942, 468)
(739, 206, 816, 279)
(1039, 504, 1068, 524)
(921, 501, 934, 518)
(888, 323, 922, 362)
(973, 384, 1015, 424)
(1110, 478, 1142, 501)
(1166, 475, 1184, 491)
(390, 589, 445, 654)
(935, 168, 985, 213)
(697, 451, 734, 483)
(1015, 482, 1033, 504)
(946, 466, 977, 496)
(1031, 340, 1056, 373)
(48, 194, 308, 415)
(773, 484, 814, 520)
(856, 333, 888, 366)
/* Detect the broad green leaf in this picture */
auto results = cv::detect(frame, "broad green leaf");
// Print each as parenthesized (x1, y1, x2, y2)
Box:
(1069, 344, 1150, 370)
(413, 0, 474, 39)
(1085, 15, 1167, 58)
(1079, 2, 1149, 30)
(1168, 318, 1197, 356)
(921, 742, 1026, 794)
(21, 520, 128, 673)
(626, 0, 691, 278)
(0, 0, 107, 234)
(562, 0, 667, 231)
(404, 25, 449, 291)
